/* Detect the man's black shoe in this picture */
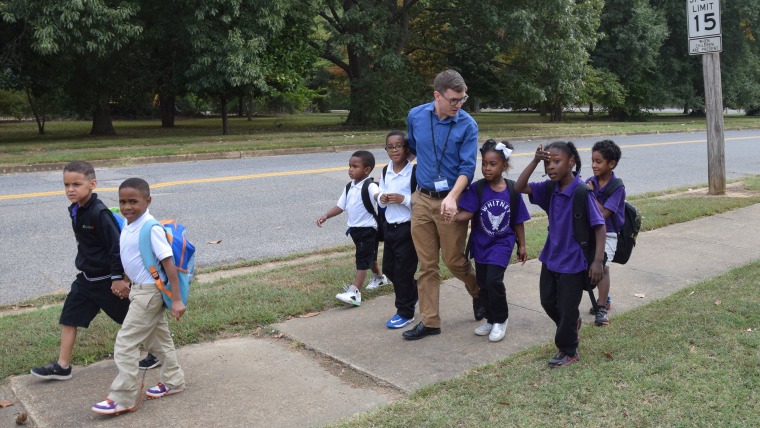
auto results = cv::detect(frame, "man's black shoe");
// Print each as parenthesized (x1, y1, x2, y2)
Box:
(402, 322, 441, 340)
(473, 298, 486, 321)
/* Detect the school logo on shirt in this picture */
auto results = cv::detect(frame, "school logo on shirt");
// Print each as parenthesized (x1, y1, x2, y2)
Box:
(479, 200, 511, 237)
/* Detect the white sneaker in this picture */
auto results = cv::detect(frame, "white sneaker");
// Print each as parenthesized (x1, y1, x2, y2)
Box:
(474, 322, 493, 336)
(366, 274, 389, 290)
(336, 287, 361, 306)
(489, 321, 508, 342)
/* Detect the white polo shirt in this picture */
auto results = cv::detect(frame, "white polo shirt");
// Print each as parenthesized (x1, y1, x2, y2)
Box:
(120, 210, 173, 285)
(337, 177, 379, 228)
(378, 161, 414, 224)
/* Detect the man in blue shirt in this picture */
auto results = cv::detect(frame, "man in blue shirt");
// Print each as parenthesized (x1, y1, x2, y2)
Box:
(402, 69, 484, 340)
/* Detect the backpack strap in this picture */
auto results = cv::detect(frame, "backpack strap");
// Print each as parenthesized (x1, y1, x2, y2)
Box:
(383, 163, 417, 194)
(138, 219, 174, 300)
(601, 177, 624, 233)
(465, 179, 488, 259)
(359, 179, 379, 225)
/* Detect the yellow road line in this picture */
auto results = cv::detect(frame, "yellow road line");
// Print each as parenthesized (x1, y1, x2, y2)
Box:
(2, 135, 757, 201)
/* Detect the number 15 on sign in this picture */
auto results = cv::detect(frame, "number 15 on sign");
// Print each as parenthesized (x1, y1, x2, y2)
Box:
(688, 0, 721, 38)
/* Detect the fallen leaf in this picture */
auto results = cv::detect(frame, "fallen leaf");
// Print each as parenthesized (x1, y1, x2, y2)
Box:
(532, 383, 539, 388)
(603, 352, 614, 360)
(298, 312, 320, 318)
(741, 328, 753, 332)
(498, 402, 509, 406)
(15, 412, 27, 425)
(688, 291, 695, 296)
(634, 293, 646, 298)
(0, 400, 13, 407)
(272, 332, 283, 339)
(714, 300, 721, 305)
(207, 240, 222, 244)
(689, 345, 695, 353)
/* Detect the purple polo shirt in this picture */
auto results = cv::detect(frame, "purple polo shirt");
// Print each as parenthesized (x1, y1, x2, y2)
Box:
(458, 182, 531, 268)
(586, 173, 626, 233)
(529, 176, 605, 273)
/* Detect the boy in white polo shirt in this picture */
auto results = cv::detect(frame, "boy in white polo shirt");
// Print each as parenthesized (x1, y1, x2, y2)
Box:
(316, 150, 386, 306)
(92, 178, 186, 416)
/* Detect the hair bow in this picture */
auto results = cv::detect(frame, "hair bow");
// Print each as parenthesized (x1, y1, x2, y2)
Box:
(495, 142, 513, 159)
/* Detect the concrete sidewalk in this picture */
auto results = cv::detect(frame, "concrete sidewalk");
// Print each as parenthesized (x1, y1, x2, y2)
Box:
(4, 204, 759, 427)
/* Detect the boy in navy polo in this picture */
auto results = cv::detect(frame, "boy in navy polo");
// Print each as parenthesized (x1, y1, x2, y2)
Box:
(316, 150, 385, 307)
(515, 142, 606, 368)
(30, 161, 130, 381)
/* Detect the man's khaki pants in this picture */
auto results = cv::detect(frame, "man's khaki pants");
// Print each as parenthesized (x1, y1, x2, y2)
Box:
(411, 191, 478, 328)
(108, 283, 185, 408)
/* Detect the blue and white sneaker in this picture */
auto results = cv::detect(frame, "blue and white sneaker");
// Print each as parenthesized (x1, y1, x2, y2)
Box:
(386, 314, 413, 329)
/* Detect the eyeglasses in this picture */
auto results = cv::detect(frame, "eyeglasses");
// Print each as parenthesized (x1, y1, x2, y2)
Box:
(439, 93, 469, 107)
(385, 145, 406, 152)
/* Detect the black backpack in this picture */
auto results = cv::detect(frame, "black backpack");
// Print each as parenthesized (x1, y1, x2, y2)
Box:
(465, 178, 519, 259)
(546, 181, 605, 310)
(599, 178, 641, 265)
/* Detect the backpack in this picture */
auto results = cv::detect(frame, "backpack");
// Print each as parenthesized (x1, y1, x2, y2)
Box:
(599, 178, 641, 264)
(89, 198, 125, 231)
(139, 219, 196, 310)
(465, 178, 518, 259)
(546, 181, 605, 310)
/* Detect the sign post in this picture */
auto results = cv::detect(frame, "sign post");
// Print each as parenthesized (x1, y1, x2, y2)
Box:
(687, 0, 725, 194)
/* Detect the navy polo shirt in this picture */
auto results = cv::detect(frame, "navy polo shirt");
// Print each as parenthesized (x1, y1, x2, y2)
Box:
(406, 101, 478, 191)
(529, 176, 605, 273)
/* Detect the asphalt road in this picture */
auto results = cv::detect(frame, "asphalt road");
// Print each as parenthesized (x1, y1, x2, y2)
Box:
(1, 129, 758, 305)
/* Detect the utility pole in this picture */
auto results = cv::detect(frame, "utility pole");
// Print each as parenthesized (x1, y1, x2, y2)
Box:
(687, 0, 725, 194)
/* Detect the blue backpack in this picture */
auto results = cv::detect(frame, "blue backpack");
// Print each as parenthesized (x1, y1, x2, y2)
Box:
(139, 219, 195, 310)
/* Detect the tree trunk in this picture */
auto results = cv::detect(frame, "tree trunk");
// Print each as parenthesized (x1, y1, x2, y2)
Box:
(588, 102, 594, 116)
(549, 103, 563, 122)
(160, 93, 176, 128)
(470, 96, 481, 114)
(24, 88, 45, 135)
(539, 101, 547, 117)
(238, 97, 244, 117)
(91, 102, 115, 135)
(683, 102, 689, 115)
(221, 94, 229, 135)
(247, 97, 254, 121)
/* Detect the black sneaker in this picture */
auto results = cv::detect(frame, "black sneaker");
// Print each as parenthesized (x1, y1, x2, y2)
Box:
(30, 361, 72, 380)
(473, 298, 486, 321)
(139, 353, 161, 370)
(548, 351, 580, 368)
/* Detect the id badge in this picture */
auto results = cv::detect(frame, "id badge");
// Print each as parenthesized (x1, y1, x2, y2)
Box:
(434, 177, 450, 192)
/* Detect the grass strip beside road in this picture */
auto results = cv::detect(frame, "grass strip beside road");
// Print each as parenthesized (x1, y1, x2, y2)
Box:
(1, 177, 759, 381)
(1, 112, 759, 166)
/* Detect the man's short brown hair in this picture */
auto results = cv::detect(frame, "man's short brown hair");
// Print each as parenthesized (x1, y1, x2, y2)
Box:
(433, 69, 467, 94)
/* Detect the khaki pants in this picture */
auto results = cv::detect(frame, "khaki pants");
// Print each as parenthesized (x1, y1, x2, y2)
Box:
(108, 283, 185, 408)
(411, 190, 478, 328)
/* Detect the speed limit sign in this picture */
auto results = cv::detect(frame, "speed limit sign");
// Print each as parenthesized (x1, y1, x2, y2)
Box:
(687, 0, 721, 54)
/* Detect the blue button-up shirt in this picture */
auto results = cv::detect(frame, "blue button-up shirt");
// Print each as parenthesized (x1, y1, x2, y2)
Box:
(406, 101, 478, 191)
(529, 176, 605, 273)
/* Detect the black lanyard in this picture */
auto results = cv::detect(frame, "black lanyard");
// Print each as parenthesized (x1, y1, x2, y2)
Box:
(430, 112, 454, 177)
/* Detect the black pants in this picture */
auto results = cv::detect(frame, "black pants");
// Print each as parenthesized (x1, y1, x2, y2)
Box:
(539, 264, 585, 355)
(475, 262, 508, 324)
(382, 221, 418, 320)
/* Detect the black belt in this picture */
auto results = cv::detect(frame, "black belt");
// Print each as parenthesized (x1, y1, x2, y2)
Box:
(419, 187, 450, 199)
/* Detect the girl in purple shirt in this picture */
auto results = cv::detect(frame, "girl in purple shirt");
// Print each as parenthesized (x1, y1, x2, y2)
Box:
(515, 141, 606, 368)
(454, 140, 530, 342)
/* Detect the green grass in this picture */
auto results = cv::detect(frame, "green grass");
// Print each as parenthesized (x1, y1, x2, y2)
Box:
(2, 176, 759, 380)
(1, 111, 758, 166)
(332, 260, 760, 427)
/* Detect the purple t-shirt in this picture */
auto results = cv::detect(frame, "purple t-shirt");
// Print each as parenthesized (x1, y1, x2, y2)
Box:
(458, 181, 531, 268)
(586, 173, 626, 233)
(528, 176, 605, 273)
